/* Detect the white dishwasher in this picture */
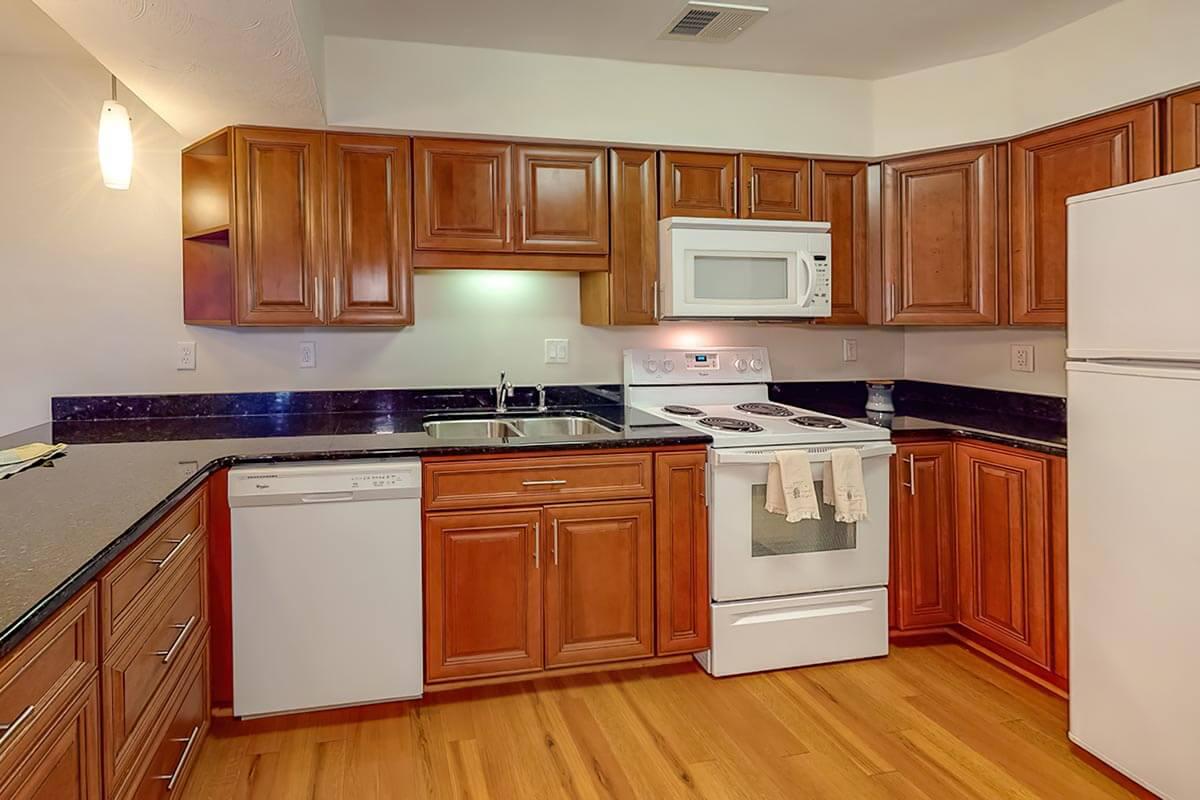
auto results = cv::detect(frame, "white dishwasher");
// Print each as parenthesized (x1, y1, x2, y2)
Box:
(228, 459, 422, 718)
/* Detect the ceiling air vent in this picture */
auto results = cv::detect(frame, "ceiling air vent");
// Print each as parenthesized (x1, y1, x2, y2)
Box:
(660, 2, 768, 43)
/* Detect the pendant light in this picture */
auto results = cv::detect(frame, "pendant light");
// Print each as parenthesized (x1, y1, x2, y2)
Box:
(98, 74, 133, 190)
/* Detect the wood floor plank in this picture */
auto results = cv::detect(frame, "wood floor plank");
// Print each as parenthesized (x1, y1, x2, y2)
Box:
(181, 644, 1139, 800)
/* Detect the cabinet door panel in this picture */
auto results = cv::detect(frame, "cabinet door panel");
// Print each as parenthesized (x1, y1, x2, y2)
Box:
(1010, 103, 1157, 324)
(325, 134, 413, 325)
(956, 443, 1051, 667)
(811, 160, 869, 325)
(515, 145, 607, 253)
(659, 151, 736, 218)
(738, 154, 810, 220)
(425, 509, 543, 681)
(654, 452, 710, 654)
(544, 502, 654, 667)
(233, 128, 324, 325)
(0, 681, 101, 800)
(414, 139, 512, 251)
(883, 146, 998, 325)
(1166, 87, 1200, 173)
(893, 444, 956, 629)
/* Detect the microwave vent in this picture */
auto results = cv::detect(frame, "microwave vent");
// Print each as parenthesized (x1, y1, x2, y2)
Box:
(660, 2, 768, 43)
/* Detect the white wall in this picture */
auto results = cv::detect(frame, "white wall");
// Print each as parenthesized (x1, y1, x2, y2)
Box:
(874, 0, 1200, 154)
(324, 37, 876, 157)
(904, 329, 1067, 397)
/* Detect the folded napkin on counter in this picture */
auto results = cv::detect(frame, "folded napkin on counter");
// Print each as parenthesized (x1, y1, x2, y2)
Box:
(0, 442, 67, 479)
(766, 450, 821, 522)
(826, 447, 868, 523)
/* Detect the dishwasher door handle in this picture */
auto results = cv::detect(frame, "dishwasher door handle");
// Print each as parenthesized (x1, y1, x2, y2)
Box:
(299, 492, 356, 503)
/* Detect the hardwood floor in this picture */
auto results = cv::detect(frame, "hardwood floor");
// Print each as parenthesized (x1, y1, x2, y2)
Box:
(182, 643, 1136, 800)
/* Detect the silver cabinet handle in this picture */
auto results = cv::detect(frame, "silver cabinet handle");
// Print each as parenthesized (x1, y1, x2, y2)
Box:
(749, 174, 758, 215)
(888, 283, 899, 320)
(0, 704, 35, 750)
(552, 519, 559, 566)
(153, 724, 200, 791)
(504, 203, 511, 244)
(651, 280, 659, 320)
(146, 532, 193, 571)
(533, 522, 540, 569)
(153, 615, 197, 664)
(900, 454, 916, 495)
(521, 479, 566, 487)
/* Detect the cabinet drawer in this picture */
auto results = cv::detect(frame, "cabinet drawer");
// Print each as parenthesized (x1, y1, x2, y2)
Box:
(0, 587, 97, 776)
(100, 487, 206, 652)
(103, 547, 207, 788)
(116, 645, 209, 800)
(424, 452, 653, 510)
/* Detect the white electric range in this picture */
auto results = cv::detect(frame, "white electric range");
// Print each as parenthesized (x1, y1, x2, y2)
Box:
(625, 347, 895, 676)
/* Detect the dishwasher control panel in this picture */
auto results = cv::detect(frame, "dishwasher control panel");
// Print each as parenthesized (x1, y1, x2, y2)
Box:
(229, 459, 421, 506)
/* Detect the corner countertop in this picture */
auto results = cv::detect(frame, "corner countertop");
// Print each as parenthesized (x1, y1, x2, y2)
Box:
(0, 406, 709, 659)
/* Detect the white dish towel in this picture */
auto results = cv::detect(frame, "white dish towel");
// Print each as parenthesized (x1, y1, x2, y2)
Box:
(766, 450, 821, 522)
(822, 448, 869, 523)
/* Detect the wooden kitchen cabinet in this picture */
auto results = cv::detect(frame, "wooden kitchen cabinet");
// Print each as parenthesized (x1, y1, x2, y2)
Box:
(1009, 103, 1158, 325)
(580, 149, 659, 325)
(543, 502, 655, 667)
(413, 138, 512, 252)
(325, 134, 413, 325)
(892, 443, 957, 629)
(514, 145, 608, 253)
(659, 151, 737, 218)
(424, 509, 544, 682)
(811, 160, 870, 325)
(883, 145, 1000, 325)
(0, 681, 102, 800)
(1165, 87, 1200, 172)
(738, 154, 811, 220)
(654, 451, 710, 655)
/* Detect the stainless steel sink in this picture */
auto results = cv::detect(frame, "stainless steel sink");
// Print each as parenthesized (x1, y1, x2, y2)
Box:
(422, 419, 522, 439)
(508, 416, 619, 437)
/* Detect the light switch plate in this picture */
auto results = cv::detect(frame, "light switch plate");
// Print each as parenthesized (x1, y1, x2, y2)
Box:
(842, 338, 858, 362)
(545, 338, 569, 364)
(299, 341, 316, 369)
(1011, 344, 1034, 372)
(176, 341, 196, 371)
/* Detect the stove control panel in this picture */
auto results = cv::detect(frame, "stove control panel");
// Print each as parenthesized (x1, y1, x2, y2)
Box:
(624, 347, 773, 385)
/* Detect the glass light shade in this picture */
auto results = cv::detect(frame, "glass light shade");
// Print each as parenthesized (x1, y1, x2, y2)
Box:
(98, 99, 132, 190)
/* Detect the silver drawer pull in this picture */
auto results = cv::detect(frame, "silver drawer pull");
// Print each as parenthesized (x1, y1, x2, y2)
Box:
(152, 615, 197, 664)
(153, 724, 200, 790)
(521, 479, 567, 487)
(146, 532, 193, 570)
(0, 704, 35, 750)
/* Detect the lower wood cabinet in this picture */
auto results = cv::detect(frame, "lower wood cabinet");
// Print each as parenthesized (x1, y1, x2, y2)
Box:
(0, 680, 102, 800)
(654, 451, 710, 655)
(891, 442, 957, 629)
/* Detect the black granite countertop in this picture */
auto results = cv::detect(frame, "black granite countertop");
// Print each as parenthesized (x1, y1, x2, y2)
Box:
(0, 403, 708, 659)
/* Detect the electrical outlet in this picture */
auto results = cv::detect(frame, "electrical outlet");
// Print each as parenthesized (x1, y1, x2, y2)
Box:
(176, 341, 196, 371)
(1011, 344, 1035, 373)
(842, 338, 858, 362)
(544, 338, 569, 364)
(299, 341, 316, 369)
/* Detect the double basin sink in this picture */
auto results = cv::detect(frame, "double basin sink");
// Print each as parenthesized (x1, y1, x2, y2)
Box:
(423, 413, 620, 440)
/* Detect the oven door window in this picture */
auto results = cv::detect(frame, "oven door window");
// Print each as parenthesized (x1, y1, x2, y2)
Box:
(749, 483, 856, 556)
(687, 251, 796, 305)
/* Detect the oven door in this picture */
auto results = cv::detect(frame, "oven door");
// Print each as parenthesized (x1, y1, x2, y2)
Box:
(709, 442, 894, 601)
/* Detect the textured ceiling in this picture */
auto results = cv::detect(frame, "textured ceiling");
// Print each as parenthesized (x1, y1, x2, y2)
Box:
(325, 0, 1122, 79)
(31, 0, 325, 139)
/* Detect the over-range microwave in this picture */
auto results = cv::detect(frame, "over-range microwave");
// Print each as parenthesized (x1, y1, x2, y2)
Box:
(658, 217, 832, 319)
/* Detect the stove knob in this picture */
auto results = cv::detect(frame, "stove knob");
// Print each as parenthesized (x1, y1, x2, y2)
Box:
(734, 358, 748, 372)
(643, 359, 659, 373)
(662, 359, 675, 373)
(750, 358, 764, 372)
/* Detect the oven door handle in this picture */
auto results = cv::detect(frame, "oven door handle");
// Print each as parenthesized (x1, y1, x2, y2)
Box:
(711, 443, 896, 466)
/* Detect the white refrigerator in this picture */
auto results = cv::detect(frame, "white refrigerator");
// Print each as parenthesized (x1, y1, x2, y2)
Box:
(1066, 168, 1200, 800)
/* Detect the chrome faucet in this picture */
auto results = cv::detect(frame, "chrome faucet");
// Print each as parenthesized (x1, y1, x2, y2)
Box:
(535, 384, 547, 413)
(495, 372, 514, 413)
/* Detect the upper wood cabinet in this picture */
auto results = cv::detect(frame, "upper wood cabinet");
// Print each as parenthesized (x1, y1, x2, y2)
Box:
(659, 151, 737, 218)
(413, 139, 512, 252)
(233, 127, 325, 325)
(892, 443, 957, 630)
(1165, 87, 1200, 173)
(424, 509, 544, 682)
(738, 154, 811, 220)
(1009, 103, 1158, 325)
(543, 502, 654, 667)
(883, 145, 1000, 325)
(325, 134, 414, 325)
(580, 149, 659, 325)
(515, 145, 608, 253)
(654, 451, 710, 655)
(811, 160, 870, 325)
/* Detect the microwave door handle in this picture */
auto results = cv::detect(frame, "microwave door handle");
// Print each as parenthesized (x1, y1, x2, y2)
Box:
(797, 251, 818, 308)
